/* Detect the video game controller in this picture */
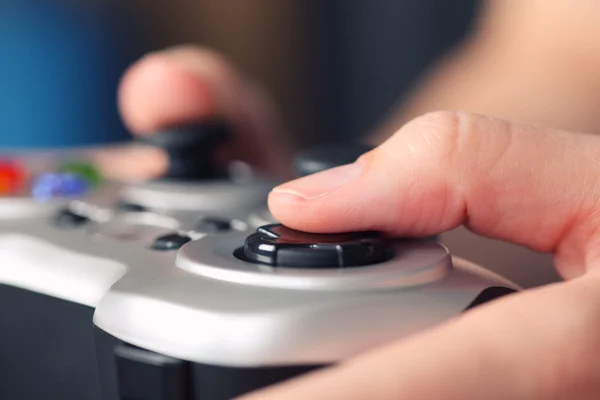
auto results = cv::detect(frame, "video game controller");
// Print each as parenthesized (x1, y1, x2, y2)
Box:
(0, 123, 520, 400)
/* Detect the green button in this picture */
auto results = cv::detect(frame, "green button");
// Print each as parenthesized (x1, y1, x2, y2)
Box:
(59, 162, 102, 187)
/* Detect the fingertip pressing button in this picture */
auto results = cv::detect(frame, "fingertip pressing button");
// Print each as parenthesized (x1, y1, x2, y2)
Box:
(152, 233, 192, 251)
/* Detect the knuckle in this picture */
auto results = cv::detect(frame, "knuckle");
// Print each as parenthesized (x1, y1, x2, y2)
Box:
(404, 110, 462, 144)
(388, 110, 477, 169)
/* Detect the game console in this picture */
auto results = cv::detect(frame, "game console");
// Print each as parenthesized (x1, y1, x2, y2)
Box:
(0, 121, 520, 400)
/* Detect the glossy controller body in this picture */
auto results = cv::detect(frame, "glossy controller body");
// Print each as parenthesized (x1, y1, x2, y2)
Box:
(0, 148, 518, 400)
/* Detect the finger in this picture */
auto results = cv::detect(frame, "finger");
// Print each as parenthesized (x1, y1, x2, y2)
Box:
(105, 45, 291, 181)
(86, 144, 168, 183)
(241, 273, 600, 400)
(268, 111, 600, 279)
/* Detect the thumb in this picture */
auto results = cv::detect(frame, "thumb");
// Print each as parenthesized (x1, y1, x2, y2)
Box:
(268, 111, 600, 280)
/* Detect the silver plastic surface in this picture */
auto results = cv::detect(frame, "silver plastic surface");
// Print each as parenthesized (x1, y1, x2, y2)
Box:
(93, 248, 518, 367)
(0, 196, 63, 219)
(0, 234, 126, 307)
(0, 151, 520, 368)
(177, 234, 452, 291)
(120, 178, 275, 212)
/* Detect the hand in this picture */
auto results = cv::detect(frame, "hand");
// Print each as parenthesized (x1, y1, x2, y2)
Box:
(93, 45, 292, 182)
(239, 111, 600, 399)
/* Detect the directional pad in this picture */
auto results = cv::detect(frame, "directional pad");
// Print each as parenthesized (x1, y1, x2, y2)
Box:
(242, 224, 390, 269)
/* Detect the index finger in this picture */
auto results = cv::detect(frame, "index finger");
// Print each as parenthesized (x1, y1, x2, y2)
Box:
(268, 111, 600, 279)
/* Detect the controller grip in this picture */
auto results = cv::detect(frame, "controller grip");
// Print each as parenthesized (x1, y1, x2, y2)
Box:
(137, 119, 230, 180)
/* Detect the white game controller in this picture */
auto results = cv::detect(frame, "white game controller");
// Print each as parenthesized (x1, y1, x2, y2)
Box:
(0, 123, 519, 400)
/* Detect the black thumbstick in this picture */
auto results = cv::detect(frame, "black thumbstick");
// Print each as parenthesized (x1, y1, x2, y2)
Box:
(138, 119, 230, 180)
(241, 223, 390, 269)
(292, 142, 374, 177)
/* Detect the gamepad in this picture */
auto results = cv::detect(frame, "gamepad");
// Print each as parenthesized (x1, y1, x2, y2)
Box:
(0, 122, 520, 400)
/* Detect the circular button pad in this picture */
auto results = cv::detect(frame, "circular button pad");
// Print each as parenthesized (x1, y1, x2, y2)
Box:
(242, 224, 390, 268)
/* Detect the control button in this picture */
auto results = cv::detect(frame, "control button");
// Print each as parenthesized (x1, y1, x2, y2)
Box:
(117, 202, 147, 213)
(196, 217, 232, 233)
(53, 208, 89, 228)
(32, 172, 90, 201)
(152, 233, 191, 251)
(0, 160, 25, 195)
(242, 224, 389, 268)
(58, 161, 102, 187)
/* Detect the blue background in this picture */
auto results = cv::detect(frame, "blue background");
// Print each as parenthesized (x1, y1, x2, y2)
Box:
(0, 1, 136, 148)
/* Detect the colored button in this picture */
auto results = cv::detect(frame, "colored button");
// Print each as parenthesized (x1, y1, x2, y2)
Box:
(32, 172, 90, 201)
(58, 162, 102, 187)
(0, 160, 25, 195)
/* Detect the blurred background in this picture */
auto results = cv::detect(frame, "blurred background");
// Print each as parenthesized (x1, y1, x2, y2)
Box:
(0, 0, 559, 287)
(0, 0, 480, 149)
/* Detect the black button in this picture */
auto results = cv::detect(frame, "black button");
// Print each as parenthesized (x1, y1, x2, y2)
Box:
(241, 224, 390, 269)
(152, 233, 191, 251)
(117, 202, 147, 212)
(196, 217, 232, 233)
(53, 208, 88, 228)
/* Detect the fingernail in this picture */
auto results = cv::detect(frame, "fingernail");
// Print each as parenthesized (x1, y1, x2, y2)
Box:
(271, 162, 363, 200)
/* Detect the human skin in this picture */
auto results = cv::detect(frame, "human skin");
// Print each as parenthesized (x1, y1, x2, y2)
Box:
(243, 111, 600, 399)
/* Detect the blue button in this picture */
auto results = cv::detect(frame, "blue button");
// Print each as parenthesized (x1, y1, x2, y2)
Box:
(32, 172, 89, 201)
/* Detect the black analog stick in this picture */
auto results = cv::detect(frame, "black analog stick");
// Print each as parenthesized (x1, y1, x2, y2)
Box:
(242, 224, 390, 269)
(137, 119, 230, 180)
(292, 142, 374, 177)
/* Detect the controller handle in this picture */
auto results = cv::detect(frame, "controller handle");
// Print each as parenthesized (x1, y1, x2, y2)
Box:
(137, 119, 230, 180)
(292, 142, 374, 177)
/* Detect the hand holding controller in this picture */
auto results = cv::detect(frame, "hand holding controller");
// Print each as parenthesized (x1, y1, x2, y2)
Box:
(0, 116, 521, 400)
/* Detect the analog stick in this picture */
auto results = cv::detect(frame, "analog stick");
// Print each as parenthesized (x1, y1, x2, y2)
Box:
(138, 119, 230, 180)
(241, 224, 391, 269)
